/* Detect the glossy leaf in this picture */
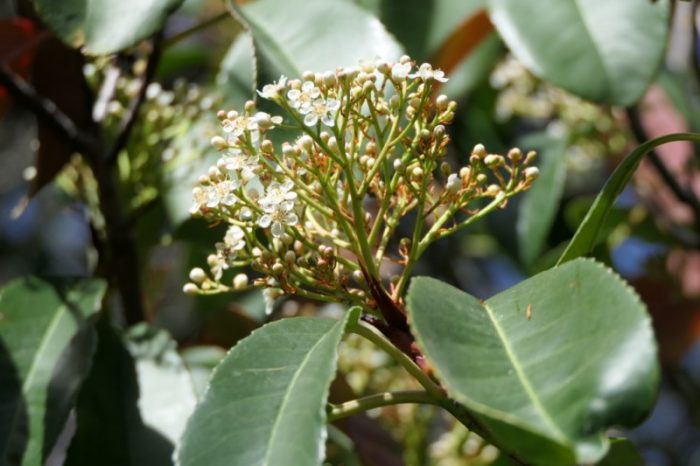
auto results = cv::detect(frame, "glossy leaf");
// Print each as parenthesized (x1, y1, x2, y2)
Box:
(408, 259, 659, 465)
(557, 133, 700, 265)
(177, 309, 359, 466)
(487, 0, 669, 105)
(228, 0, 402, 79)
(517, 134, 568, 267)
(0, 277, 106, 466)
(31, 0, 184, 54)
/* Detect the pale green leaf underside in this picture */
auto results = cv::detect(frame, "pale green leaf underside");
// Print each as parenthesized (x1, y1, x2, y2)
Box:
(177, 310, 357, 466)
(408, 259, 658, 465)
(487, 0, 669, 105)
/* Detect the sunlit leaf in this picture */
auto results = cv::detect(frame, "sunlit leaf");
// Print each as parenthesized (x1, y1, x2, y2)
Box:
(408, 259, 659, 465)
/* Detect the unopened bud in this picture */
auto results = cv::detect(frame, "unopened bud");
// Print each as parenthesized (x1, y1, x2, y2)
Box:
(436, 94, 449, 111)
(485, 184, 501, 196)
(271, 262, 285, 274)
(207, 254, 218, 268)
(261, 139, 273, 153)
(189, 267, 207, 284)
(183, 283, 199, 295)
(472, 144, 487, 159)
(508, 148, 522, 162)
(524, 166, 540, 180)
(211, 136, 228, 151)
(233, 273, 249, 289)
(284, 251, 296, 264)
(524, 150, 537, 165)
(484, 154, 504, 168)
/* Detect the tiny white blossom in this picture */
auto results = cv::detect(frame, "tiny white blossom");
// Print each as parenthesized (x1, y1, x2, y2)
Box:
(446, 173, 461, 194)
(409, 63, 448, 83)
(258, 75, 288, 100)
(205, 179, 240, 208)
(304, 98, 340, 127)
(224, 149, 259, 180)
(258, 201, 298, 238)
(259, 179, 297, 208)
(287, 81, 321, 114)
(223, 115, 258, 138)
(224, 225, 246, 251)
(190, 186, 208, 214)
(391, 62, 411, 80)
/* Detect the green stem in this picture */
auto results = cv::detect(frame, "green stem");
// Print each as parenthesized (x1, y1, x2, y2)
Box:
(352, 321, 443, 399)
(327, 390, 439, 421)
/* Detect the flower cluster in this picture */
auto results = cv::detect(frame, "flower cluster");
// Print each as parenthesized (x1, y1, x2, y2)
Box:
(184, 56, 538, 315)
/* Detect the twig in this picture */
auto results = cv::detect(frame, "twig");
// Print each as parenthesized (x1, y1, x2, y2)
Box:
(105, 33, 163, 166)
(626, 106, 700, 228)
(0, 63, 99, 156)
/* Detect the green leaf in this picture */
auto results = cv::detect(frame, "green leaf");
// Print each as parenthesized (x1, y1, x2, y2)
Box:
(31, 0, 185, 54)
(177, 308, 359, 466)
(228, 0, 402, 79)
(0, 277, 106, 466)
(486, 0, 670, 105)
(595, 438, 643, 466)
(517, 134, 568, 267)
(65, 319, 176, 466)
(557, 132, 700, 265)
(407, 259, 659, 465)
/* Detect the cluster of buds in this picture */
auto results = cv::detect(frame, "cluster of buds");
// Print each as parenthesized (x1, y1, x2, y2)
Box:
(183, 56, 538, 315)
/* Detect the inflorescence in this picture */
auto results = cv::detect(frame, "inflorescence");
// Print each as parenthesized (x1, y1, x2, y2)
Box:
(183, 56, 539, 315)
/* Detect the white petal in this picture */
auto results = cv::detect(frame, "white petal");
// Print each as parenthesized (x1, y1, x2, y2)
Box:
(284, 212, 298, 226)
(287, 89, 300, 101)
(321, 114, 335, 127)
(304, 113, 319, 126)
(271, 221, 283, 237)
(258, 214, 272, 228)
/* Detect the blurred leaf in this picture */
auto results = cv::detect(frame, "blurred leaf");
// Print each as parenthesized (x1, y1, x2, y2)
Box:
(31, 0, 185, 54)
(161, 116, 220, 227)
(517, 134, 567, 268)
(557, 133, 700, 265)
(658, 71, 700, 133)
(438, 33, 502, 100)
(180, 346, 226, 397)
(177, 308, 360, 466)
(408, 259, 659, 465)
(487, 0, 669, 105)
(228, 0, 402, 80)
(431, 9, 493, 78)
(217, 30, 256, 107)
(29, 37, 92, 200)
(595, 438, 643, 466)
(0, 276, 106, 466)
(125, 324, 198, 445)
(65, 319, 176, 466)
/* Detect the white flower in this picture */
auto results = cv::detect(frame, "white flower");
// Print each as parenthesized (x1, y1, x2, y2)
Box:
(258, 201, 298, 238)
(222, 114, 258, 139)
(259, 179, 297, 209)
(190, 186, 208, 214)
(224, 149, 259, 180)
(287, 81, 320, 114)
(253, 111, 283, 130)
(303, 98, 340, 127)
(409, 63, 448, 83)
(391, 62, 411, 80)
(224, 225, 246, 251)
(205, 179, 240, 208)
(258, 75, 288, 100)
(210, 226, 247, 280)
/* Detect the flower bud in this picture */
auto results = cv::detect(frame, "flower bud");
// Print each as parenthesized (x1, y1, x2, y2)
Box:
(436, 94, 449, 111)
(524, 166, 540, 180)
(485, 184, 501, 196)
(183, 283, 199, 295)
(233, 273, 249, 290)
(271, 262, 285, 274)
(459, 166, 471, 180)
(207, 254, 218, 268)
(508, 148, 522, 163)
(302, 71, 315, 81)
(261, 139, 274, 153)
(484, 154, 504, 168)
(189, 267, 207, 284)
(210, 136, 228, 151)
(244, 100, 255, 112)
(524, 150, 537, 165)
(472, 144, 487, 159)
(284, 250, 296, 265)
